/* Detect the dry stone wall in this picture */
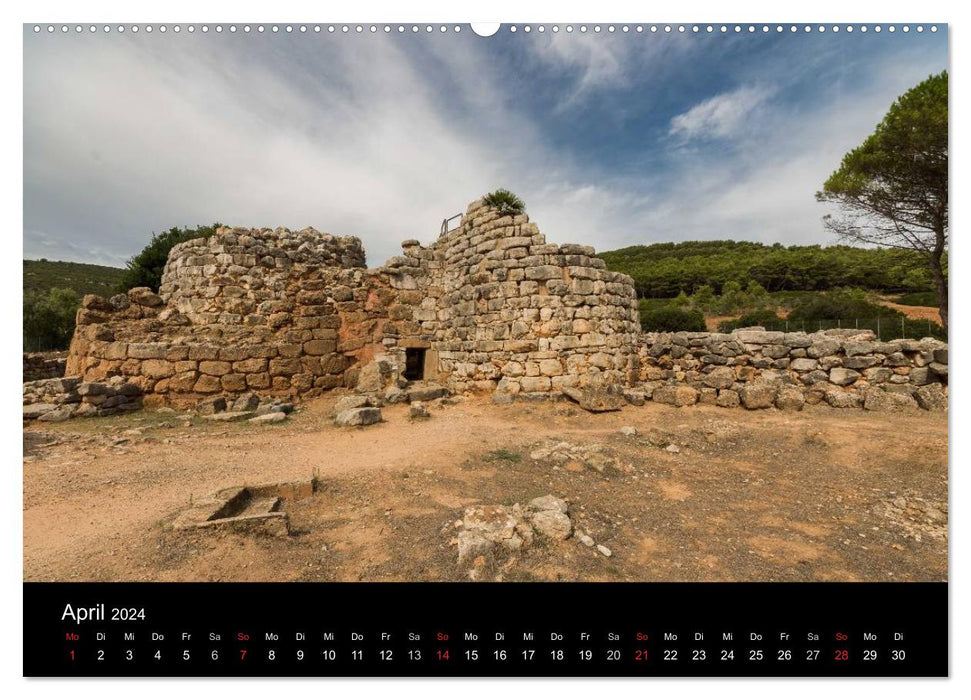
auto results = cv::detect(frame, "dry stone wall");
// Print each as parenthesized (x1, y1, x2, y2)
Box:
(634, 328, 947, 411)
(23, 376, 142, 421)
(363, 198, 641, 396)
(65, 227, 367, 407)
(65, 197, 639, 408)
(23, 352, 67, 381)
(61, 196, 946, 414)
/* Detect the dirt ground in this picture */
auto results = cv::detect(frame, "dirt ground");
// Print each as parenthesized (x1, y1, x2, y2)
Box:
(23, 394, 947, 583)
(876, 299, 944, 324)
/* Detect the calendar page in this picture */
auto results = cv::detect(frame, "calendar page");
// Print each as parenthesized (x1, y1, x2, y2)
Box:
(21, 12, 949, 679)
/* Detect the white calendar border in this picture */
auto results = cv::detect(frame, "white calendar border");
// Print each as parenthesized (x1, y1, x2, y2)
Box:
(3, 0, 964, 697)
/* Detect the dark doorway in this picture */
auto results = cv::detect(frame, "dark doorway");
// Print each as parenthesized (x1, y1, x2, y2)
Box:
(403, 348, 426, 381)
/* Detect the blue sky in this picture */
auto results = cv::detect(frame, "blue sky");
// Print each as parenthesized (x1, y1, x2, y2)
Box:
(23, 25, 947, 268)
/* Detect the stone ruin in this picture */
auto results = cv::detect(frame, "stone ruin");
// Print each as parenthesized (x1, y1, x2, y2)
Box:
(50, 195, 947, 416)
(62, 196, 640, 408)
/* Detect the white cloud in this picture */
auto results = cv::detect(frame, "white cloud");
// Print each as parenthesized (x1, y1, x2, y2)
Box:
(23, 31, 947, 275)
(23, 35, 527, 267)
(543, 34, 628, 100)
(669, 84, 775, 140)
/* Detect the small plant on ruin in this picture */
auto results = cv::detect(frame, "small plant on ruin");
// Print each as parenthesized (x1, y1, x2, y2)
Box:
(118, 223, 222, 293)
(483, 188, 525, 216)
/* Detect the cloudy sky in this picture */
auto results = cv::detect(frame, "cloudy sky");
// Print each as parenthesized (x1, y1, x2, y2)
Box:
(23, 25, 947, 268)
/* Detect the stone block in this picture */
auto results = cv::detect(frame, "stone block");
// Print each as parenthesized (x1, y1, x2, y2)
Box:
(141, 359, 175, 379)
(829, 367, 861, 386)
(716, 389, 740, 408)
(335, 407, 383, 427)
(740, 381, 777, 409)
(653, 384, 699, 407)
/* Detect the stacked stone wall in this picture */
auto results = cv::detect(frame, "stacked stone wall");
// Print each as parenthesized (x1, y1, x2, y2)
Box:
(60, 196, 946, 413)
(23, 352, 67, 381)
(65, 227, 368, 407)
(23, 376, 142, 421)
(363, 198, 640, 395)
(633, 328, 947, 411)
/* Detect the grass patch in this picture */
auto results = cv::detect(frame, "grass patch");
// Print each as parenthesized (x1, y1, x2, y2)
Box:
(484, 449, 522, 463)
(894, 291, 939, 306)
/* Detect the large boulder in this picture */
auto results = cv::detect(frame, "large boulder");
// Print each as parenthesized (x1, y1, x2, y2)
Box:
(334, 394, 372, 414)
(864, 388, 918, 411)
(463, 504, 530, 551)
(248, 412, 288, 424)
(824, 389, 864, 409)
(407, 384, 448, 402)
(716, 389, 740, 408)
(740, 381, 777, 409)
(530, 510, 572, 540)
(456, 531, 493, 565)
(37, 406, 74, 422)
(335, 407, 383, 427)
(916, 383, 947, 411)
(702, 366, 736, 390)
(528, 495, 568, 514)
(774, 386, 805, 411)
(355, 358, 395, 393)
(527, 494, 572, 540)
(231, 392, 261, 412)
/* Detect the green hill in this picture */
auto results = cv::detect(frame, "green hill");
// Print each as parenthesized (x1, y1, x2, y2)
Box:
(23, 259, 125, 298)
(598, 240, 941, 299)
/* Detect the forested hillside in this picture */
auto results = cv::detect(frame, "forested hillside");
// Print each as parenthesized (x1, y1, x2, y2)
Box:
(23, 259, 125, 297)
(598, 241, 943, 298)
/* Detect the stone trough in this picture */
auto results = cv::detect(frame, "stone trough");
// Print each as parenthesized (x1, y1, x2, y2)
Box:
(172, 481, 314, 537)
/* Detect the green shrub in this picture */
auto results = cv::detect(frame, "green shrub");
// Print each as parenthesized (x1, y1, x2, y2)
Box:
(118, 223, 221, 293)
(691, 284, 716, 309)
(717, 308, 783, 333)
(894, 291, 939, 307)
(639, 305, 706, 332)
(483, 189, 525, 216)
(23, 287, 80, 351)
(786, 288, 895, 323)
